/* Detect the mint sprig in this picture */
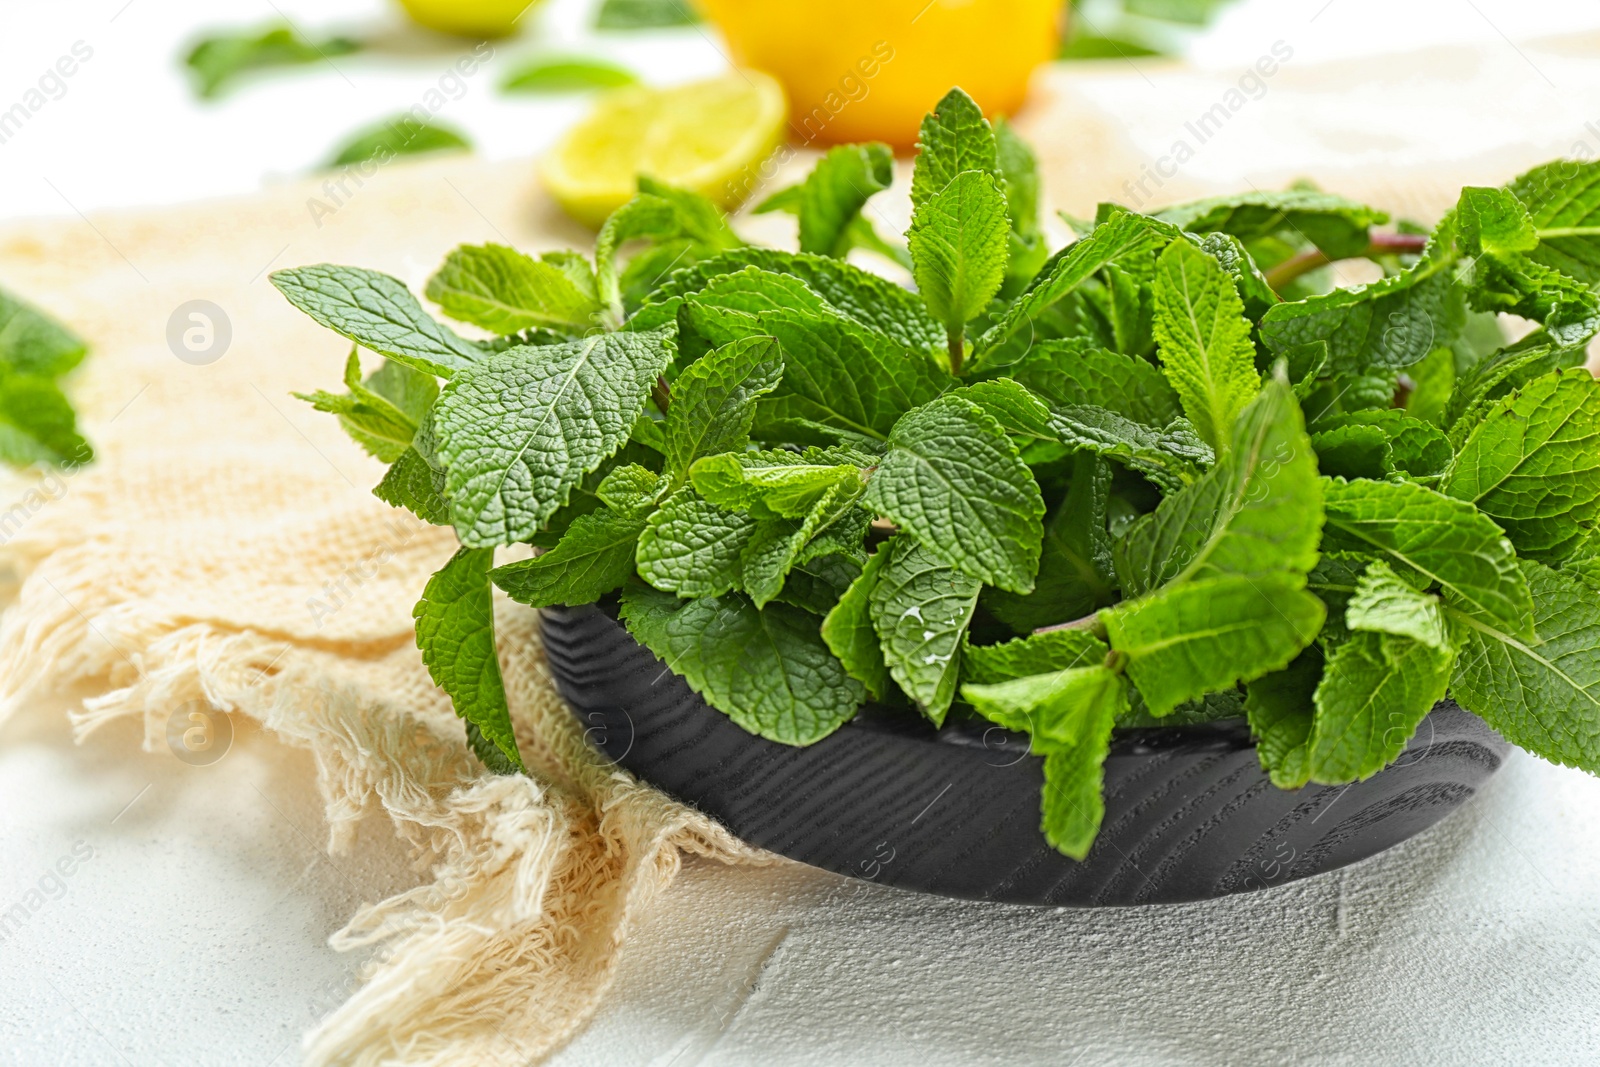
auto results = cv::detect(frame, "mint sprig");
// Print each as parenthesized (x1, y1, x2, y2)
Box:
(279, 94, 1600, 860)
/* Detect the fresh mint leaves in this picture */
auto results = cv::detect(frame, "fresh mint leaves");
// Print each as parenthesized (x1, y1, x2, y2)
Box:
(281, 88, 1600, 861)
(0, 285, 92, 467)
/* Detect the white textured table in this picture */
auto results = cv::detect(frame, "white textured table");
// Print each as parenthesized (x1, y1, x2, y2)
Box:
(7, 2, 1600, 1065)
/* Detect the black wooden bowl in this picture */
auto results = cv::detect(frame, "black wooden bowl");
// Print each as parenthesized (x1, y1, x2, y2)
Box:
(540, 602, 1510, 906)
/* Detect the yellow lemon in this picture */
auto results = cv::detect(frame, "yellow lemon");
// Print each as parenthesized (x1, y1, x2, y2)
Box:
(697, 0, 1062, 149)
(540, 71, 789, 229)
(395, 0, 542, 38)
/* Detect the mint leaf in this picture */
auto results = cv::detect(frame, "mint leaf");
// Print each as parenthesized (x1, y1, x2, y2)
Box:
(1457, 186, 1540, 256)
(500, 55, 638, 93)
(910, 88, 998, 211)
(1102, 571, 1325, 717)
(1156, 189, 1388, 260)
(374, 447, 450, 524)
(1258, 221, 1458, 374)
(1114, 378, 1321, 598)
(635, 489, 756, 597)
(0, 287, 87, 378)
(326, 115, 470, 168)
(796, 143, 896, 257)
(985, 452, 1116, 633)
(272, 265, 485, 379)
(1322, 476, 1534, 639)
(1446, 560, 1600, 774)
(595, 0, 700, 29)
(1308, 630, 1454, 783)
(741, 481, 862, 607)
(1047, 405, 1210, 493)
(1005, 338, 1182, 429)
(697, 302, 951, 444)
(413, 548, 525, 774)
(909, 170, 1010, 360)
(1244, 650, 1321, 789)
(1312, 409, 1451, 479)
(1346, 559, 1451, 650)
(994, 116, 1041, 240)
(1152, 238, 1261, 451)
(821, 544, 894, 700)
(691, 447, 866, 519)
(619, 584, 863, 745)
(1441, 369, 1600, 561)
(865, 394, 1045, 593)
(595, 463, 664, 510)
(963, 628, 1108, 684)
(1507, 159, 1600, 284)
(0, 371, 93, 467)
(974, 210, 1175, 372)
(1445, 334, 1586, 437)
(661, 336, 783, 483)
(868, 538, 981, 725)
(434, 328, 676, 546)
(295, 349, 437, 462)
(961, 663, 1125, 860)
(490, 508, 646, 607)
(425, 244, 600, 334)
(633, 248, 943, 354)
(184, 24, 359, 99)
(636, 176, 743, 252)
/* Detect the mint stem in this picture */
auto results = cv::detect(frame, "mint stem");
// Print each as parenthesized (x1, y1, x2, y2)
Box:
(1263, 231, 1429, 293)
(947, 327, 964, 377)
(1034, 613, 1109, 640)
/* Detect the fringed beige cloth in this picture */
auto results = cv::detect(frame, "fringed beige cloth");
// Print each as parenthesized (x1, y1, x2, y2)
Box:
(0, 156, 766, 1065)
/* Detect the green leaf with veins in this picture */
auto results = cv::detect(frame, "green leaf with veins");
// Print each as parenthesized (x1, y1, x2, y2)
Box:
(491, 508, 647, 608)
(1457, 186, 1540, 256)
(964, 663, 1124, 748)
(1507, 159, 1600, 285)
(413, 547, 525, 774)
(295, 350, 437, 463)
(985, 452, 1116, 634)
(271, 265, 485, 379)
(0, 287, 87, 378)
(1346, 559, 1451, 650)
(1445, 336, 1587, 439)
(1441, 369, 1600, 562)
(374, 447, 450, 524)
(184, 24, 360, 100)
(636, 176, 743, 252)
(691, 447, 865, 518)
(661, 336, 783, 483)
(1047, 405, 1211, 494)
(962, 628, 1108, 685)
(433, 328, 676, 546)
(595, 463, 664, 510)
(1446, 560, 1600, 774)
(909, 170, 1011, 347)
(1322, 476, 1534, 639)
(741, 480, 863, 607)
(1154, 188, 1389, 261)
(1258, 218, 1459, 374)
(796, 143, 896, 257)
(635, 489, 757, 597)
(1312, 409, 1451, 479)
(694, 302, 952, 444)
(1102, 571, 1325, 718)
(994, 117, 1041, 239)
(1152, 238, 1261, 452)
(910, 87, 998, 211)
(865, 394, 1045, 593)
(631, 248, 943, 354)
(869, 538, 982, 725)
(1245, 650, 1321, 789)
(1308, 630, 1454, 783)
(619, 584, 863, 745)
(1114, 378, 1321, 598)
(821, 544, 894, 700)
(326, 115, 470, 168)
(425, 244, 600, 334)
(973, 210, 1177, 373)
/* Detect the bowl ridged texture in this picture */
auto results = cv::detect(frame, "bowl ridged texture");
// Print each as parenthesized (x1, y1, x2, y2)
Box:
(541, 603, 1510, 906)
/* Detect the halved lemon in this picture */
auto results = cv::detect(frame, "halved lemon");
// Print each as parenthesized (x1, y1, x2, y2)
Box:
(540, 71, 789, 229)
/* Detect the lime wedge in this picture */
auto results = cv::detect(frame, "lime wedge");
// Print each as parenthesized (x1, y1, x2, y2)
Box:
(541, 71, 788, 228)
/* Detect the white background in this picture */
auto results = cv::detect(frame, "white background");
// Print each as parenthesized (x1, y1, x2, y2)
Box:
(6, 2, 1600, 1066)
